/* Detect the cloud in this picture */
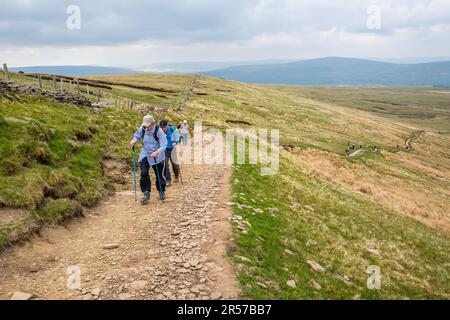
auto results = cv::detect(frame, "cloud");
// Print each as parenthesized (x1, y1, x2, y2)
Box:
(0, 0, 449, 66)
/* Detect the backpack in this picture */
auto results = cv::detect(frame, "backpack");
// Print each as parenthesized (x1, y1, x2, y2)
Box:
(141, 125, 160, 144)
(168, 125, 181, 144)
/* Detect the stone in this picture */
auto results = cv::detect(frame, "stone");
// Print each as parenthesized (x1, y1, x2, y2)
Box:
(11, 292, 34, 300)
(190, 285, 201, 294)
(91, 288, 101, 297)
(210, 291, 223, 300)
(118, 293, 133, 300)
(29, 263, 41, 273)
(102, 244, 120, 250)
(46, 254, 59, 262)
(286, 280, 296, 288)
(238, 256, 252, 263)
(306, 260, 326, 273)
(82, 293, 93, 300)
(176, 268, 190, 274)
(285, 249, 295, 255)
(130, 280, 148, 291)
(365, 247, 380, 256)
(257, 282, 268, 289)
(309, 279, 322, 290)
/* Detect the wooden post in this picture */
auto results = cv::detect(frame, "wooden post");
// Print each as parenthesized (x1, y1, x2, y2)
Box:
(2, 63, 11, 82)
(86, 85, 90, 96)
(53, 76, 57, 91)
(76, 79, 80, 95)
(69, 80, 72, 92)
(60, 78, 64, 91)
(38, 74, 43, 89)
(97, 90, 100, 103)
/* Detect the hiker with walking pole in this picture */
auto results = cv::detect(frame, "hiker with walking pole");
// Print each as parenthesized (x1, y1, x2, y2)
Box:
(130, 115, 167, 205)
(159, 120, 181, 185)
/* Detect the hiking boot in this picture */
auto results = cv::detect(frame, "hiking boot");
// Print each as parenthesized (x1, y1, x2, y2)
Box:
(166, 180, 172, 187)
(174, 176, 179, 183)
(159, 191, 166, 201)
(141, 192, 150, 205)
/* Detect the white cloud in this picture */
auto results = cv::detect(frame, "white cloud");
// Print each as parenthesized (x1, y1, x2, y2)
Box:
(0, 0, 449, 66)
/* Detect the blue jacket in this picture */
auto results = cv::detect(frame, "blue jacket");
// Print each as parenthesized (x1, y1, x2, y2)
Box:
(166, 125, 180, 150)
(134, 126, 167, 165)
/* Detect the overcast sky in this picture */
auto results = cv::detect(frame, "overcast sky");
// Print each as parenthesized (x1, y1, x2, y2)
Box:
(1, 0, 449, 67)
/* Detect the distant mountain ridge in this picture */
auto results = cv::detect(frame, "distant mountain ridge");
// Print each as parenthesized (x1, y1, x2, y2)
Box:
(9, 66, 138, 76)
(201, 57, 450, 86)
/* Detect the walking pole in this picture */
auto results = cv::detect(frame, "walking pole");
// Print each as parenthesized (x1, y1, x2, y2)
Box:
(132, 146, 138, 204)
(179, 166, 184, 185)
(153, 156, 165, 203)
(176, 147, 184, 186)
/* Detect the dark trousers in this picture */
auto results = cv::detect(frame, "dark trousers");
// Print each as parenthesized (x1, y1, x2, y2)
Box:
(140, 157, 166, 193)
(164, 148, 180, 182)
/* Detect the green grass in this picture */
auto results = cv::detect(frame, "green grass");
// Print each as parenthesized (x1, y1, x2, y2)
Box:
(33, 198, 82, 223)
(230, 159, 450, 299)
(0, 88, 142, 247)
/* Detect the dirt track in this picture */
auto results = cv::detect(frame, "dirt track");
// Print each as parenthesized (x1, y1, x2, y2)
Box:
(0, 160, 239, 300)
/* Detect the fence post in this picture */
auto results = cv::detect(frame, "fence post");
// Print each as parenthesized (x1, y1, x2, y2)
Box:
(38, 74, 43, 89)
(2, 63, 11, 82)
(97, 90, 100, 103)
(53, 76, 57, 91)
(76, 79, 80, 95)
(60, 78, 64, 91)
(87, 85, 90, 96)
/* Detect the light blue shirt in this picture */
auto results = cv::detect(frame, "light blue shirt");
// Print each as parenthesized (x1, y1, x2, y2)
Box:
(134, 126, 167, 165)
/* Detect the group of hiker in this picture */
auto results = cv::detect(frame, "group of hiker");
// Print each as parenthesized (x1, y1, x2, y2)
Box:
(130, 115, 190, 205)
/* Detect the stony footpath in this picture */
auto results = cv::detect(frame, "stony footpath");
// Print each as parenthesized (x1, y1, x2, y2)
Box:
(0, 162, 239, 300)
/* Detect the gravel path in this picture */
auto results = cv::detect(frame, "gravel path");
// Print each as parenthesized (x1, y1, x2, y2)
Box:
(0, 162, 239, 300)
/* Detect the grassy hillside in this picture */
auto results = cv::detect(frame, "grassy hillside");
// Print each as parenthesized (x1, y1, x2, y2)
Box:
(270, 85, 450, 134)
(1, 72, 449, 299)
(0, 74, 143, 247)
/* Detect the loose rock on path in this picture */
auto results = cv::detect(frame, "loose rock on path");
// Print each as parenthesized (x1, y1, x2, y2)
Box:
(0, 162, 239, 300)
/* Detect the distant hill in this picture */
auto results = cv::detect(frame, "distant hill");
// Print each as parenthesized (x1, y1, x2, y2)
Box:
(139, 59, 297, 73)
(9, 66, 138, 76)
(201, 57, 450, 86)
